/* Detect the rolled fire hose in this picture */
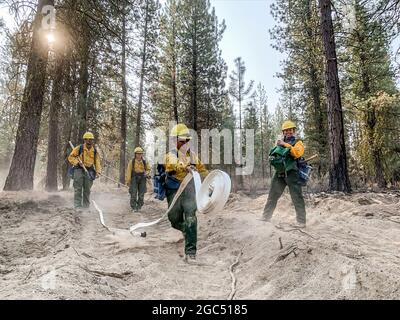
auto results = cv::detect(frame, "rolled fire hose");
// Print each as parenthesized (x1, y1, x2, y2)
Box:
(92, 169, 231, 236)
(129, 169, 231, 232)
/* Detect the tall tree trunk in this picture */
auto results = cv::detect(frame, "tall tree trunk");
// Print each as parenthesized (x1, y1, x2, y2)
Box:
(171, 13, 179, 123)
(260, 105, 265, 188)
(135, 0, 150, 147)
(238, 59, 242, 130)
(76, 32, 90, 142)
(319, 0, 351, 192)
(86, 56, 97, 133)
(46, 42, 65, 191)
(191, 9, 198, 131)
(305, 0, 325, 177)
(237, 58, 243, 190)
(61, 54, 77, 190)
(4, 0, 54, 191)
(119, 4, 128, 185)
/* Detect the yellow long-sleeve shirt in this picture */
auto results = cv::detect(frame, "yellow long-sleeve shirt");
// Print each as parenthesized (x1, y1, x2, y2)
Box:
(125, 158, 151, 185)
(164, 149, 209, 181)
(282, 140, 304, 159)
(68, 144, 101, 174)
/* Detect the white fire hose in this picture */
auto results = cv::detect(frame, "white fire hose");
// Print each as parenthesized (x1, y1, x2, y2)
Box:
(92, 169, 231, 236)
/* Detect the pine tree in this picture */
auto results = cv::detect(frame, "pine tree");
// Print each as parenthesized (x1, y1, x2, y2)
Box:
(4, 0, 55, 190)
(244, 99, 259, 192)
(119, 0, 128, 185)
(179, 0, 226, 132)
(228, 57, 254, 189)
(319, 0, 351, 192)
(134, 0, 160, 147)
(270, 0, 328, 177)
(253, 83, 272, 186)
(341, 0, 399, 187)
(153, 0, 181, 125)
(228, 57, 254, 131)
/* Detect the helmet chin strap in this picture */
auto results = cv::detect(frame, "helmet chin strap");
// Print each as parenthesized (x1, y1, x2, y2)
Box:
(178, 142, 190, 155)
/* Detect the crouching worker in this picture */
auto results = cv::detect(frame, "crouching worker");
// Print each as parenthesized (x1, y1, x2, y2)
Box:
(261, 121, 307, 228)
(68, 132, 101, 210)
(126, 147, 151, 212)
(164, 124, 209, 262)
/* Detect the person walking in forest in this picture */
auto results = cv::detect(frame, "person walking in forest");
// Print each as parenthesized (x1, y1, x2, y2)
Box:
(68, 132, 102, 210)
(261, 121, 307, 228)
(164, 124, 209, 262)
(126, 147, 151, 212)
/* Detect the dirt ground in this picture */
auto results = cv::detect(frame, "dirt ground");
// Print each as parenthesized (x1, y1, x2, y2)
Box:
(1, 184, 400, 300)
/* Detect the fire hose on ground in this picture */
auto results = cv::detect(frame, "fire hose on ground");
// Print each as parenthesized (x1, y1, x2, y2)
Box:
(69, 140, 232, 236)
(92, 169, 232, 237)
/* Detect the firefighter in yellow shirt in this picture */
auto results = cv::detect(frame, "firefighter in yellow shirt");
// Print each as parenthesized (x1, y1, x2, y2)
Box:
(126, 147, 151, 212)
(164, 124, 208, 261)
(68, 132, 101, 209)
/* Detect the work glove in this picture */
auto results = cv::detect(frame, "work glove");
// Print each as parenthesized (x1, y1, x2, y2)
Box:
(186, 165, 197, 172)
(277, 140, 286, 147)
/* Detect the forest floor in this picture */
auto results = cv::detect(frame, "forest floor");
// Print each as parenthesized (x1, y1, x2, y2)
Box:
(1, 184, 400, 299)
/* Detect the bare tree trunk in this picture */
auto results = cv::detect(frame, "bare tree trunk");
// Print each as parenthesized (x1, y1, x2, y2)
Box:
(46, 40, 65, 191)
(260, 105, 265, 188)
(76, 31, 90, 142)
(4, 0, 54, 191)
(61, 53, 77, 190)
(319, 0, 351, 192)
(237, 59, 243, 190)
(191, 7, 198, 131)
(171, 12, 179, 123)
(135, 0, 150, 147)
(309, 62, 325, 177)
(86, 56, 97, 133)
(305, 0, 326, 177)
(119, 4, 128, 185)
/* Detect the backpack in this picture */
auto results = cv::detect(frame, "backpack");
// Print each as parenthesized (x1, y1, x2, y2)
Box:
(153, 149, 188, 200)
(153, 163, 166, 201)
(297, 157, 312, 186)
(131, 158, 147, 177)
(68, 144, 97, 180)
(153, 162, 180, 200)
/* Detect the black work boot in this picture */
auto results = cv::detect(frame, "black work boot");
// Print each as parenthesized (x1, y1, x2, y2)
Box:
(184, 253, 196, 263)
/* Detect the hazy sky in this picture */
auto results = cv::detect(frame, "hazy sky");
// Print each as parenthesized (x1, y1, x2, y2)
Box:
(210, 0, 283, 112)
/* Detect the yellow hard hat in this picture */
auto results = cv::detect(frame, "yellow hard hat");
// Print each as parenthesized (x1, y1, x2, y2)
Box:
(83, 132, 94, 139)
(134, 147, 144, 154)
(281, 120, 296, 131)
(170, 123, 192, 140)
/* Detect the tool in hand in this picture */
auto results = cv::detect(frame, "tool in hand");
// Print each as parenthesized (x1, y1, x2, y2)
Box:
(69, 141, 91, 178)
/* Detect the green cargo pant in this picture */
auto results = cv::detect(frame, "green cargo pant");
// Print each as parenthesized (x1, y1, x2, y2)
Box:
(73, 168, 93, 208)
(129, 175, 147, 210)
(263, 169, 306, 224)
(166, 180, 197, 255)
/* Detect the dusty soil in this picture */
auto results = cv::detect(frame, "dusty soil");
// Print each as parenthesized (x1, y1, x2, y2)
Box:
(1, 185, 400, 299)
